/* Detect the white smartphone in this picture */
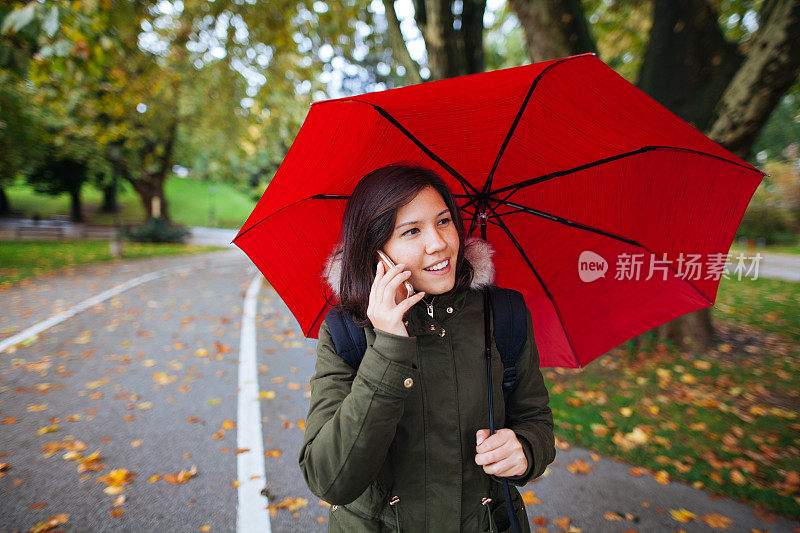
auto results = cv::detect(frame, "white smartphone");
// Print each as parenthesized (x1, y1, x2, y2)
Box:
(377, 250, 415, 300)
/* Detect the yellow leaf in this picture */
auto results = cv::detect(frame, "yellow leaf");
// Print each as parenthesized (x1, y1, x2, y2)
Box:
(669, 508, 696, 523)
(196, 349, 209, 357)
(655, 470, 670, 485)
(260, 391, 276, 399)
(28, 404, 47, 412)
(619, 407, 633, 417)
(521, 490, 541, 505)
(37, 424, 59, 435)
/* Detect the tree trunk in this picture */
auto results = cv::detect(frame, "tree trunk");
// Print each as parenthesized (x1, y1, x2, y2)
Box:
(508, 0, 596, 62)
(382, 0, 423, 83)
(131, 176, 169, 222)
(461, 0, 487, 74)
(69, 184, 84, 223)
(99, 176, 119, 214)
(637, 0, 742, 131)
(0, 186, 9, 215)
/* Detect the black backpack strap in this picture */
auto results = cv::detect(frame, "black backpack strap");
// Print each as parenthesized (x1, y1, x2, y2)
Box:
(487, 286, 528, 401)
(324, 308, 367, 370)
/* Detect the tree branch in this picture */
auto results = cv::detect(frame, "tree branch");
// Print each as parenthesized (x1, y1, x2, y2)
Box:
(707, 0, 800, 158)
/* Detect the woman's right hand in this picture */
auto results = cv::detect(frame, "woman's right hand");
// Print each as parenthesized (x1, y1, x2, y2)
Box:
(367, 261, 427, 337)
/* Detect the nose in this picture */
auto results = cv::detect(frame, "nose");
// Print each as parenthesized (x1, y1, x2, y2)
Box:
(425, 228, 447, 255)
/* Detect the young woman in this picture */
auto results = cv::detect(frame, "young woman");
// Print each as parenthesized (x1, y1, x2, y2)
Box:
(299, 164, 556, 532)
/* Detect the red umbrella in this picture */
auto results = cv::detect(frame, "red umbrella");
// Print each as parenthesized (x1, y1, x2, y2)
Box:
(232, 52, 764, 368)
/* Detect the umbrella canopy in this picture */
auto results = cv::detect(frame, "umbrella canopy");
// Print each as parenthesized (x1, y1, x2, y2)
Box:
(233, 52, 764, 368)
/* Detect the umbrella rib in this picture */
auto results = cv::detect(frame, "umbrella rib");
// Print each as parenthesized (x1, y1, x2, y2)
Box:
(483, 202, 581, 367)
(493, 199, 715, 307)
(347, 100, 480, 197)
(482, 55, 584, 197)
(490, 145, 764, 200)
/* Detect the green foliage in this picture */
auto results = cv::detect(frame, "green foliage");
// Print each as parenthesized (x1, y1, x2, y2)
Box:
(736, 162, 800, 243)
(124, 217, 191, 243)
(751, 78, 800, 164)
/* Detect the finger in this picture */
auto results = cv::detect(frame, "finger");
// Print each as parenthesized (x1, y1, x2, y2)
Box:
(476, 429, 490, 447)
(483, 455, 521, 477)
(376, 263, 404, 293)
(476, 430, 510, 453)
(397, 290, 426, 312)
(383, 269, 412, 301)
(475, 440, 509, 466)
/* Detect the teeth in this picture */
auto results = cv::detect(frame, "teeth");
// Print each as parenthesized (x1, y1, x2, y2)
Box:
(425, 259, 449, 271)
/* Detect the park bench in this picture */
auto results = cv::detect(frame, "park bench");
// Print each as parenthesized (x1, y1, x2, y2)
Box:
(15, 225, 65, 240)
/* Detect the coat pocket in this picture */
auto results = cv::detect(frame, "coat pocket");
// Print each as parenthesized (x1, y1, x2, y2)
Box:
(328, 504, 383, 532)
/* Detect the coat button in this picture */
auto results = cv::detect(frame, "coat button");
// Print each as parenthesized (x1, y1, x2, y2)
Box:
(446, 306, 453, 313)
(439, 328, 446, 337)
(403, 378, 413, 388)
(403, 320, 409, 326)
(429, 324, 436, 331)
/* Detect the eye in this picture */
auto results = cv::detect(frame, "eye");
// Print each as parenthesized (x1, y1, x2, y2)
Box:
(401, 227, 419, 237)
(401, 217, 451, 237)
(439, 217, 451, 225)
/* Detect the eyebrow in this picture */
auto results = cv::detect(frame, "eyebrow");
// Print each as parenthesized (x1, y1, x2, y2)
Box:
(395, 208, 450, 230)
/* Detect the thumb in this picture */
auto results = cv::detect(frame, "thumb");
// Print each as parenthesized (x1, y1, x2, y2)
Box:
(476, 429, 490, 447)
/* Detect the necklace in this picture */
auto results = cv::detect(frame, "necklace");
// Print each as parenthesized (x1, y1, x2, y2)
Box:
(422, 294, 436, 318)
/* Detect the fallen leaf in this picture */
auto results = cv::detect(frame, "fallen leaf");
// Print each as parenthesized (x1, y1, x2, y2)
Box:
(552, 517, 570, 529)
(97, 469, 135, 494)
(29, 513, 69, 533)
(267, 497, 308, 513)
(670, 508, 696, 523)
(521, 490, 541, 505)
(701, 512, 733, 529)
(567, 459, 592, 475)
(164, 465, 197, 484)
(265, 449, 282, 458)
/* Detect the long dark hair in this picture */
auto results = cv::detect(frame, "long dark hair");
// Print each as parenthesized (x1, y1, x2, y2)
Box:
(334, 163, 474, 327)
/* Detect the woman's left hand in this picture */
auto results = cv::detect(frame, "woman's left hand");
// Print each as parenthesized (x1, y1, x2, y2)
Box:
(474, 428, 528, 477)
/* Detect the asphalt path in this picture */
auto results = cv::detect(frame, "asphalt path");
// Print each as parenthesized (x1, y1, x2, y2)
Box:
(1, 249, 798, 532)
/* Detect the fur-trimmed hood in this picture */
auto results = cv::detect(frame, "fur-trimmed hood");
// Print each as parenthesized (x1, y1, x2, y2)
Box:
(322, 236, 496, 296)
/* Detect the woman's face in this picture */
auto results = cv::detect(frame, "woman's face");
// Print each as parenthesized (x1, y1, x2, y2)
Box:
(382, 186, 460, 296)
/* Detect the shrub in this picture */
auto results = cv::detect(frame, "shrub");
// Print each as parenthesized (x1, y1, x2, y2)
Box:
(125, 217, 191, 243)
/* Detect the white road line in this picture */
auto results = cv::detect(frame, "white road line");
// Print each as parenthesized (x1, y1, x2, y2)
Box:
(0, 259, 245, 354)
(237, 274, 271, 533)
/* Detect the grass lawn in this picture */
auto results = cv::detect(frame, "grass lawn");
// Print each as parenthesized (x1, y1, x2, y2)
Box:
(0, 240, 226, 289)
(544, 275, 800, 521)
(4, 176, 258, 229)
(730, 243, 800, 256)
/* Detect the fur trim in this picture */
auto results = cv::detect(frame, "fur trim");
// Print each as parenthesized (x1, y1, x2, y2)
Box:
(322, 236, 495, 296)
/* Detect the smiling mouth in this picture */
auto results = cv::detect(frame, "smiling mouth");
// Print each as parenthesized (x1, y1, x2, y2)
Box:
(423, 258, 450, 271)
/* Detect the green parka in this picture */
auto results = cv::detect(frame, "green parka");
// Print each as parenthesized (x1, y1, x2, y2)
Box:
(299, 237, 556, 532)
